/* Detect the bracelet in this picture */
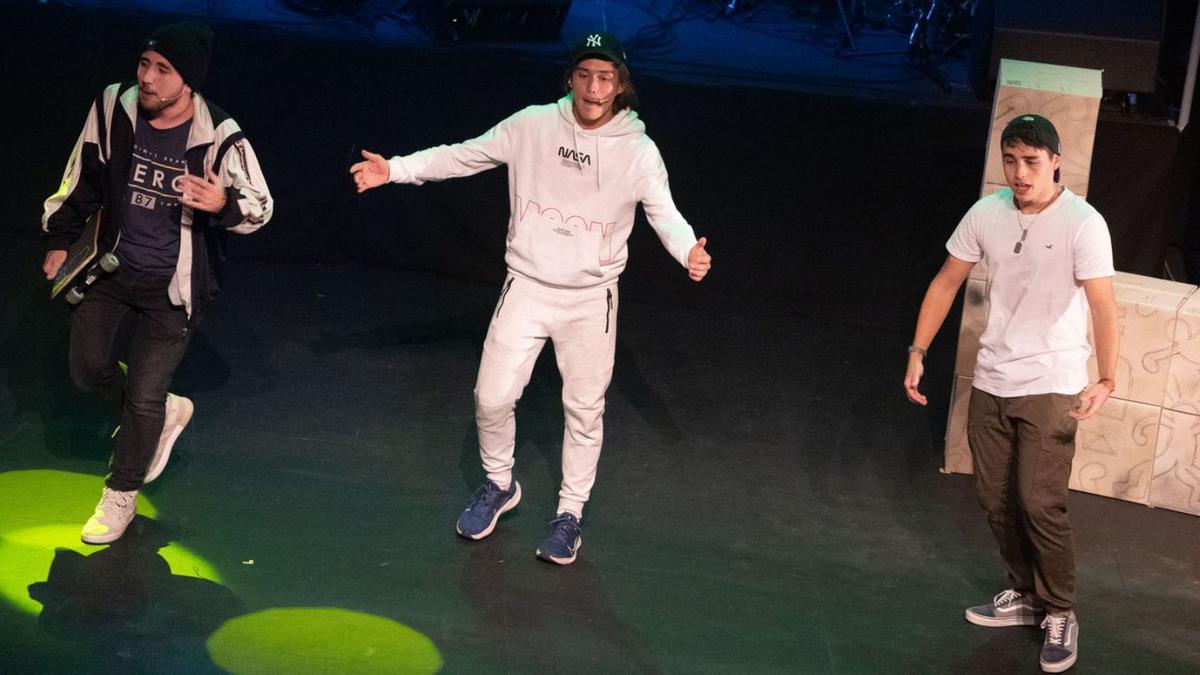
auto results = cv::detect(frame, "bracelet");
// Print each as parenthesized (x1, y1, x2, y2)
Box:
(907, 345, 927, 357)
(1096, 377, 1115, 390)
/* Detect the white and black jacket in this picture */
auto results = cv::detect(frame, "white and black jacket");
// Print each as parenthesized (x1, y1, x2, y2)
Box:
(42, 82, 273, 319)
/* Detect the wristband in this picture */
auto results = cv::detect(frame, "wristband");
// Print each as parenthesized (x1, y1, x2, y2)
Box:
(1096, 377, 1115, 390)
(907, 345, 927, 357)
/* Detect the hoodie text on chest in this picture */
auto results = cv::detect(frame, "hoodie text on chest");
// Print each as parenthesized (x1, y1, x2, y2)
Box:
(514, 193, 618, 263)
(558, 146, 591, 166)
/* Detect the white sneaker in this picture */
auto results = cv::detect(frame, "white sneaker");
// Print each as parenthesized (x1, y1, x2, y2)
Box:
(81, 488, 137, 544)
(145, 393, 193, 483)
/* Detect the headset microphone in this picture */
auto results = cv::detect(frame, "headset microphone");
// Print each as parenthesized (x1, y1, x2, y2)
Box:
(158, 86, 186, 104)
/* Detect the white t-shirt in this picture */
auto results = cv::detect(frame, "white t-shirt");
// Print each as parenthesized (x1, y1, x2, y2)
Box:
(947, 187, 1114, 396)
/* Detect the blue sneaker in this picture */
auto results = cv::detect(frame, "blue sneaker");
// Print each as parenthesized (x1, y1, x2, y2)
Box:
(1039, 613, 1079, 673)
(536, 512, 582, 565)
(456, 480, 521, 540)
(965, 589, 1044, 627)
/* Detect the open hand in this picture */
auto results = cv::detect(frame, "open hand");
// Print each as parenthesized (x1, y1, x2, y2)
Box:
(687, 237, 711, 282)
(179, 169, 227, 214)
(350, 150, 389, 193)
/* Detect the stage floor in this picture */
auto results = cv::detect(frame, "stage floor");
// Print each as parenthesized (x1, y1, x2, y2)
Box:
(2, 1, 1197, 672)
(2, 231, 1198, 673)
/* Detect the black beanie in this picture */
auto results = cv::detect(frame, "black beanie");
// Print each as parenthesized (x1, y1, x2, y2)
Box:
(141, 21, 214, 90)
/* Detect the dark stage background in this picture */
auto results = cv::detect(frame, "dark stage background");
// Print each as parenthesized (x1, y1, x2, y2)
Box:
(3, 2, 1200, 672)
(2, 0, 1192, 331)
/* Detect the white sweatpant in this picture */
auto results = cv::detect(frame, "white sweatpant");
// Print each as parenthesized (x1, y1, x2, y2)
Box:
(474, 275, 618, 518)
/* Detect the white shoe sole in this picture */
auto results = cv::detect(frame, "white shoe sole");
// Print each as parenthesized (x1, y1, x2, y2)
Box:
(457, 482, 521, 540)
(81, 526, 129, 545)
(965, 609, 1042, 627)
(1040, 651, 1077, 673)
(145, 395, 194, 484)
(536, 537, 581, 566)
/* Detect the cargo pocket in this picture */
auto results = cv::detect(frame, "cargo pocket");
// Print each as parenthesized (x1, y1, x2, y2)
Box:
(1034, 394, 1078, 491)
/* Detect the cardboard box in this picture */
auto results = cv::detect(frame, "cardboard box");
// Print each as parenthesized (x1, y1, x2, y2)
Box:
(1149, 409, 1200, 516)
(1165, 290, 1200, 414)
(944, 375, 974, 474)
(1071, 397, 1161, 503)
(1087, 272, 1195, 407)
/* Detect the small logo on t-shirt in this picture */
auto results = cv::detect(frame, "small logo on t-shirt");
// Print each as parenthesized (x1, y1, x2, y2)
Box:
(1044, 244, 1054, 249)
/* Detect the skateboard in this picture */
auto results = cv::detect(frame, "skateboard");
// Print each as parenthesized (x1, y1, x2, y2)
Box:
(50, 209, 119, 304)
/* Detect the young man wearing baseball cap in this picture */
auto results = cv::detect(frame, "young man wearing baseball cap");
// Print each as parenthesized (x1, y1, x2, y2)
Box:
(41, 21, 274, 544)
(352, 31, 712, 565)
(903, 114, 1118, 672)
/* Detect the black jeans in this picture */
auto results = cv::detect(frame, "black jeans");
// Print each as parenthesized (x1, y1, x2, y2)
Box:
(69, 267, 191, 491)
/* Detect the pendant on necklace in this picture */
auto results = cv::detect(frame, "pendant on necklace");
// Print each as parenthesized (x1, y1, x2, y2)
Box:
(1013, 229, 1029, 254)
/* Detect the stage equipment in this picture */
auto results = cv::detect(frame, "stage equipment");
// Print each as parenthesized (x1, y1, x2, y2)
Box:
(990, 0, 1165, 93)
(419, 0, 572, 42)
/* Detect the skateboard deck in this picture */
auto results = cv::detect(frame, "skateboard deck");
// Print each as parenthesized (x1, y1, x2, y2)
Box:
(50, 209, 118, 303)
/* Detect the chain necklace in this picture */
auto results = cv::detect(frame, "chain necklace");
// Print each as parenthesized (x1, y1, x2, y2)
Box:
(1013, 186, 1063, 254)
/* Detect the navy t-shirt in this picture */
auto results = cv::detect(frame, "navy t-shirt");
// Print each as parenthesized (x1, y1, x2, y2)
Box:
(118, 112, 192, 277)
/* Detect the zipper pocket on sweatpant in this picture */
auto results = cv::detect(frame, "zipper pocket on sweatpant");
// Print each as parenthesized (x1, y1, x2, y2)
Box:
(495, 277, 515, 318)
(605, 288, 613, 333)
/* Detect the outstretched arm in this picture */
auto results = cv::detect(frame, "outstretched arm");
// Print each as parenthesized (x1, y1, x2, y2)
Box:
(350, 150, 390, 193)
(638, 146, 701, 273)
(687, 237, 711, 282)
(905, 254, 975, 406)
(352, 112, 519, 193)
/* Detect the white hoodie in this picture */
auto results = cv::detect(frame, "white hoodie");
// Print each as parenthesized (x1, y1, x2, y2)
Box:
(387, 94, 698, 288)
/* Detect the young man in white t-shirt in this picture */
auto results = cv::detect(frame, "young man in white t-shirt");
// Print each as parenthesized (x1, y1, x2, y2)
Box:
(904, 114, 1118, 673)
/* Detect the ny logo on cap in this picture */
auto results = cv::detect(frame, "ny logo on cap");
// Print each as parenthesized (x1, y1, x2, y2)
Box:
(146, 39, 158, 48)
(587, 34, 602, 47)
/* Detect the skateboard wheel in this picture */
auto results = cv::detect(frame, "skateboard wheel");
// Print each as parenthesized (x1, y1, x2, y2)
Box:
(99, 253, 120, 273)
(66, 287, 85, 305)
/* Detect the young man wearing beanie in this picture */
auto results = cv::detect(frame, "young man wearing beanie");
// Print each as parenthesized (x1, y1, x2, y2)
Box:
(904, 114, 1118, 672)
(41, 21, 273, 544)
(352, 32, 712, 565)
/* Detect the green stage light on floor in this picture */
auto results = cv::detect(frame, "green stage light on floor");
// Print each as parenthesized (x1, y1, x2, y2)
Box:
(0, 469, 159, 525)
(207, 607, 443, 674)
(0, 470, 221, 616)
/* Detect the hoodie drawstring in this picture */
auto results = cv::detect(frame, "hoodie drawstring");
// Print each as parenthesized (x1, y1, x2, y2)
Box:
(571, 126, 601, 192)
(571, 127, 583, 177)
